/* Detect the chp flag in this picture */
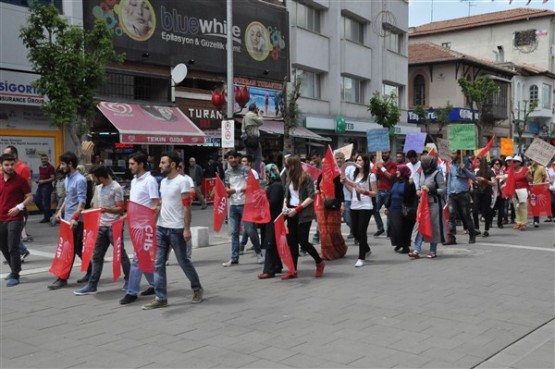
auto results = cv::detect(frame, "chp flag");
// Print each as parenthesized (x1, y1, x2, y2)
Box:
(81, 208, 102, 272)
(126, 201, 157, 273)
(213, 176, 228, 232)
(112, 217, 125, 281)
(49, 220, 75, 280)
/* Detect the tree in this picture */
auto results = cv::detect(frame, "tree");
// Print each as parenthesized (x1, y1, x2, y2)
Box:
(368, 91, 400, 149)
(20, 4, 123, 162)
(458, 76, 500, 141)
(279, 78, 302, 153)
(512, 99, 538, 155)
(413, 102, 453, 146)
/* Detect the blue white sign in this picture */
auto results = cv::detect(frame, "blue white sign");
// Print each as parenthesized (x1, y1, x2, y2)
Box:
(407, 107, 479, 124)
(366, 128, 390, 152)
(0, 70, 46, 106)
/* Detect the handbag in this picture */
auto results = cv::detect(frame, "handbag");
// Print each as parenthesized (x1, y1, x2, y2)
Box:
(324, 198, 341, 210)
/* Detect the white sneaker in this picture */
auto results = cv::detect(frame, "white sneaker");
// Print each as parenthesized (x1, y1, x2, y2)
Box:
(222, 260, 238, 267)
(256, 253, 264, 264)
(355, 259, 364, 268)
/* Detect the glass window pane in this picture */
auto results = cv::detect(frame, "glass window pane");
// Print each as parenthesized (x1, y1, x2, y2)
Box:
(542, 84, 551, 109)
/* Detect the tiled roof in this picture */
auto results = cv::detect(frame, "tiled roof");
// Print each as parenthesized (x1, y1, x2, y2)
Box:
(410, 8, 555, 36)
(408, 42, 516, 75)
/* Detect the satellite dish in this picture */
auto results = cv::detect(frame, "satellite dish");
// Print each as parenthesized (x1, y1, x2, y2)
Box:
(171, 63, 188, 84)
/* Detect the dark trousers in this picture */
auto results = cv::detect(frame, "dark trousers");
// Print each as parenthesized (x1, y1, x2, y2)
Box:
(492, 196, 506, 227)
(473, 192, 492, 231)
(551, 192, 555, 219)
(286, 216, 321, 270)
(351, 209, 373, 259)
(34, 185, 53, 219)
(448, 192, 475, 240)
(0, 220, 24, 279)
(64, 221, 90, 281)
(88, 226, 131, 288)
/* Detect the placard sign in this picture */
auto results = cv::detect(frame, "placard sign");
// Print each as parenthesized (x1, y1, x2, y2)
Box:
(334, 143, 353, 160)
(448, 124, 476, 150)
(500, 137, 514, 156)
(524, 138, 555, 167)
(437, 138, 452, 162)
(366, 129, 390, 152)
(403, 132, 427, 154)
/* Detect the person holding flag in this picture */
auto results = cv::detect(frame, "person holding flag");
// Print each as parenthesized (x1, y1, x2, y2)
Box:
(511, 156, 532, 230)
(47, 152, 91, 290)
(472, 157, 496, 237)
(529, 159, 548, 227)
(282, 155, 325, 279)
(409, 156, 446, 259)
(142, 152, 203, 309)
(257, 164, 285, 279)
(73, 165, 130, 295)
(119, 152, 160, 305)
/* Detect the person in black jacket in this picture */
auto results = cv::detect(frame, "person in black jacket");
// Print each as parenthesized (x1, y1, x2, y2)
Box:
(386, 164, 417, 254)
(258, 164, 284, 279)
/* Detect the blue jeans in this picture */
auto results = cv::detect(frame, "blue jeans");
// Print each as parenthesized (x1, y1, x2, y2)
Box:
(240, 221, 261, 252)
(88, 226, 130, 289)
(153, 226, 201, 301)
(374, 191, 390, 232)
(229, 205, 245, 261)
(413, 232, 437, 253)
(34, 185, 53, 219)
(126, 256, 154, 296)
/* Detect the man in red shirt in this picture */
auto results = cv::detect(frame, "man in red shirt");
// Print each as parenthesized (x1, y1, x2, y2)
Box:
(0, 154, 32, 287)
(35, 154, 55, 223)
(373, 151, 397, 237)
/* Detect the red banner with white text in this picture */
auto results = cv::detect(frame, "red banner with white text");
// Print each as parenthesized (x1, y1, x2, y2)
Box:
(528, 183, 552, 217)
(243, 170, 271, 224)
(213, 176, 228, 232)
(112, 217, 124, 281)
(126, 201, 157, 273)
(81, 208, 102, 272)
(274, 214, 296, 274)
(49, 220, 74, 280)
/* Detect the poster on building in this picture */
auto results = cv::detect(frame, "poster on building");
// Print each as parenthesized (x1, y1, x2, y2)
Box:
(83, 0, 289, 81)
(0, 135, 56, 194)
(448, 124, 476, 150)
(524, 138, 555, 168)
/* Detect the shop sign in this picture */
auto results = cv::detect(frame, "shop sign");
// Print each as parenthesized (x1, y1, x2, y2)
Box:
(121, 134, 206, 145)
(0, 70, 47, 107)
(407, 107, 479, 124)
(83, 0, 289, 81)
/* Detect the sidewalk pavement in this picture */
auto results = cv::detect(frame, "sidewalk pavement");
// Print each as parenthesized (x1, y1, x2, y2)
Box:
(1, 210, 554, 368)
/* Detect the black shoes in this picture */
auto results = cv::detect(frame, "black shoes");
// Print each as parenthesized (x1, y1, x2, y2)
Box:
(119, 294, 138, 305)
(374, 229, 385, 237)
(39, 218, 50, 223)
(140, 287, 155, 296)
(77, 274, 90, 284)
(443, 238, 457, 246)
(469, 238, 476, 244)
(48, 278, 67, 290)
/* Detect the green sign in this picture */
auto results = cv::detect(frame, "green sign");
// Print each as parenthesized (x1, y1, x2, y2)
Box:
(335, 115, 346, 134)
(448, 124, 476, 150)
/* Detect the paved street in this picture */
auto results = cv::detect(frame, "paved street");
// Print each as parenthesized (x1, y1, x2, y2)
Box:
(1, 207, 554, 368)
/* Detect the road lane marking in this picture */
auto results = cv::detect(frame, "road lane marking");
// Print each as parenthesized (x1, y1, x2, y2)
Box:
(478, 242, 554, 252)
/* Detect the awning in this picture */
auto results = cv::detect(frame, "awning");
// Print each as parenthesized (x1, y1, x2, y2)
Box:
(97, 101, 206, 145)
(259, 120, 331, 142)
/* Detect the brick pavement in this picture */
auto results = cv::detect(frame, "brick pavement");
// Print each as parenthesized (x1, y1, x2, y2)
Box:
(1, 212, 554, 368)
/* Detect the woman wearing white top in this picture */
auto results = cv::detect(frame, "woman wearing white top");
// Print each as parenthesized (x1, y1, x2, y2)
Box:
(342, 154, 377, 267)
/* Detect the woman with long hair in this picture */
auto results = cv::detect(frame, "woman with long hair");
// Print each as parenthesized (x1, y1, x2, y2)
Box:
(512, 156, 532, 230)
(342, 154, 377, 267)
(258, 164, 285, 279)
(409, 156, 446, 259)
(491, 158, 506, 228)
(282, 156, 325, 279)
(386, 164, 417, 254)
(472, 157, 496, 237)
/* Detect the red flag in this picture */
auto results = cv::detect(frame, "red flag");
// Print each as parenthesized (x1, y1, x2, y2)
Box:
(528, 183, 552, 217)
(502, 163, 515, 199)
(301, 162, 322, 181)
(112, 217, 124, 282)
(213, 176, 228, 232)
(417, 194, 433, 241)
(81, 208, 101, 272)
(478, 136, 495, 158)
(126, 201, 157, 273)
(49, 220, 74, 280)
(321, 146, 340, 198)
(243, 170, 271, 223)
(274, 214, 296, 274)
(428, 148, 437, 156)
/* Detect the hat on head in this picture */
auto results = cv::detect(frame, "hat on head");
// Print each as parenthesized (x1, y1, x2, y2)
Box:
(513, 155, 522, 162)
(505, 156, 513, 162)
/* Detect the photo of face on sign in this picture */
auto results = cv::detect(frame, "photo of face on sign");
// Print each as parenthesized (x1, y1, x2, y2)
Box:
(245, 22, 270, 61)
(117, 0, 156, 41)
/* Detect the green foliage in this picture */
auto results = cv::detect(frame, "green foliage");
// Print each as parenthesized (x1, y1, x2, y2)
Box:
(368, 91, 400, 130)
(513, 99, 538, 154)
(20, 4, 123, 137)
(414, 105, 427, 123)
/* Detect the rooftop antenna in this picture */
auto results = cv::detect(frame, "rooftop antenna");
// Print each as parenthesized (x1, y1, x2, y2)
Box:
(460, 0, 477, 17)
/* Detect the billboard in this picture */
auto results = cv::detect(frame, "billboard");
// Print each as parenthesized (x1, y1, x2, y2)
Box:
(83, 0, 289, 81)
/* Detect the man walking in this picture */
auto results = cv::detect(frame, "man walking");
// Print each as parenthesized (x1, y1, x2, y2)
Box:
(373, 151, 397, 237)
(73, 165, 131, 295)
(47, 152, 91, 290)
(0, 154, 32, 287)
(445, 150, 476, 245)
(142, 152, 203, 309)
(188, 157, 207, 209)
(120, 152, 160, 305)
(35, 154, 55, 223)
(238, 154, 264, 263)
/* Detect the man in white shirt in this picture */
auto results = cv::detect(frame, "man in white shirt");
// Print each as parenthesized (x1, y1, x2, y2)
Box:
(119, 152, 160, 305)
(142, 152, 203, 309)
(406, 150, 422, 191)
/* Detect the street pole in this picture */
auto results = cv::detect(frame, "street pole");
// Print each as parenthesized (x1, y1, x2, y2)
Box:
(226, 0, 233, 119)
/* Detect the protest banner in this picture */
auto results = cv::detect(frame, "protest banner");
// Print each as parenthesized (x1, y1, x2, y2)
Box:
(49, 220, 74, 280)
(274, 214, 295, 275)
(334, 143, 353, 160)
(437, 138, 452, 162)
(524, 138, 555, 167)
(243, 170, 271, 224)
(213, 176, 228, 232)
(528, 183, 552, 217)
(500, 137, 514, 156)
(448, 124, 476, 150)
(366, 129, 390, 152)
(126, 201, 157, 273)
(112, 217, 124, 282)
(403, 132, 427, 154)
(81, 208, 101, 272)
